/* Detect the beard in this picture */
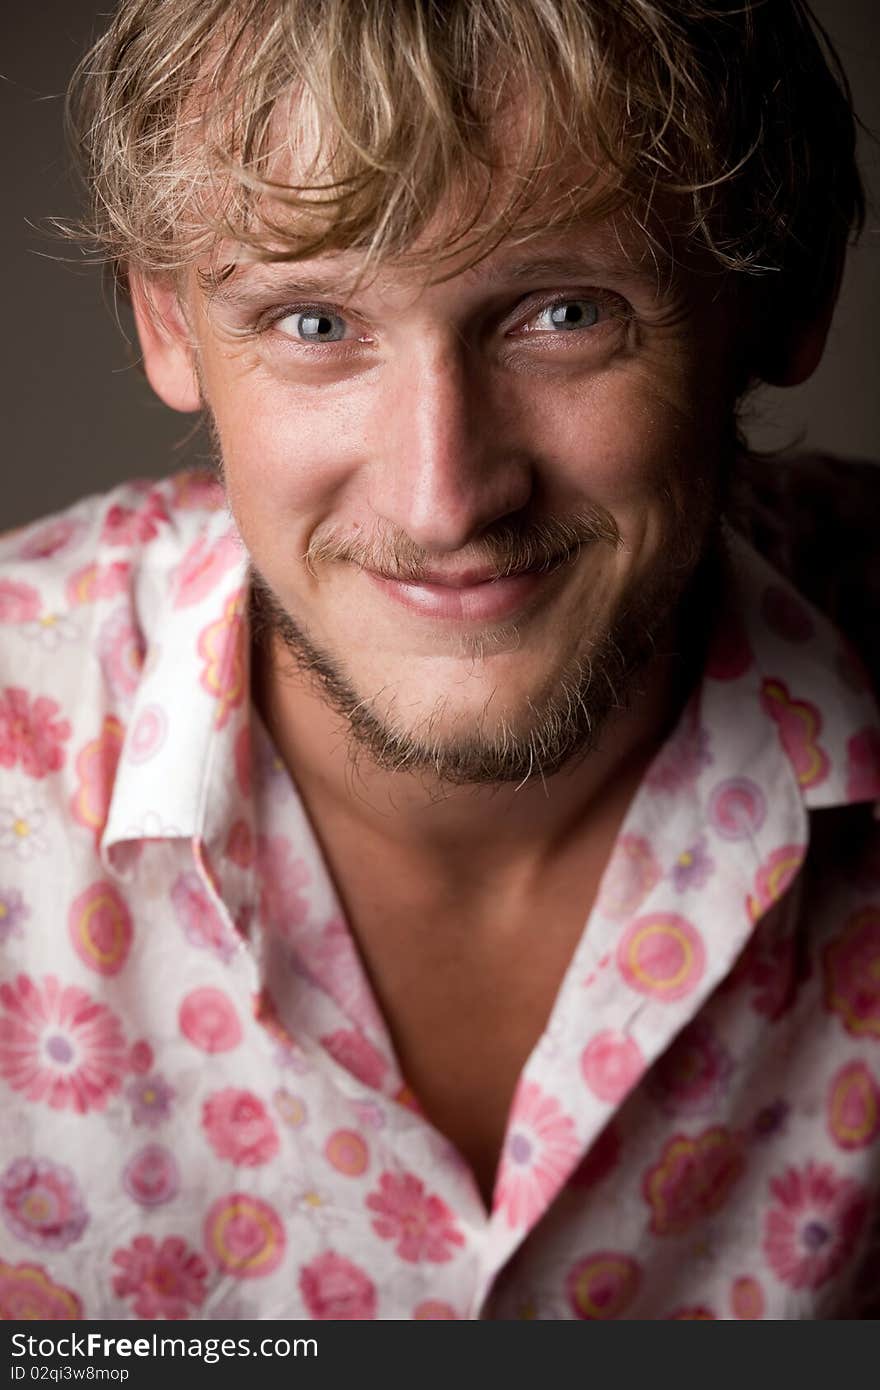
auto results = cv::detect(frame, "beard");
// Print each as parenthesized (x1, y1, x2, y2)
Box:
(247, 492, 721, 788)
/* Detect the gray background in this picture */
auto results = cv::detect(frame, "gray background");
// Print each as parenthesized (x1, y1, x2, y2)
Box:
(2, 0, 878, 531)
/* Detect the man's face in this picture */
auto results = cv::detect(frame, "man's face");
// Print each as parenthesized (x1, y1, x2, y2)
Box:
(175, 214, 743, 782)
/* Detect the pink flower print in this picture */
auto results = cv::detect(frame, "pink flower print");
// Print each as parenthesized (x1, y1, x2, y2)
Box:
(495, 1081, 581, 1228)
(324, 1128, 370, 1178)
(203, 1193, 285, 1279)
(0, 579, 41, 624)
(65, 559, 131, 607)
(299, 1251, 377, 1319)
(647, 1018, 733, 1117)
(18, 516, 84, 561)
(127, 1073, 174, 1127)
(823, 906, 880, 1039)
(665, 1305, 717, 1319)
(178, 987, 242, 1054)
(366, 1171, 465, 1263)
(126, 704, 167, 764)
(321, 1029, 389, 1090)
(101, 490, 170, 547)
(171, 871, 235, 962)
(569, 1122, 620, 1194)
(595, 834, 660, 920)
(670, 835, 715, 892)
(0, 1157, 88, 1249)
(580, 1029, 644, 1103)
(98, 609, 146, 702)
(71, 716, 125, 848)
(412, 1300, 457, 1319)
(708, 778, 766, 841)
(298, 917, 376, 1030)
(0, 974, 128, 1113)
(256, 834, 310, 932)
(112, 1234, 207, 1319)
(0, 887, 29, 942)
(846, 728, 880, 803)
(760, 677, 829, 790)
(746, 844, 804, 924)
(617, 913, 706, 1002)
(763, 1162, 869, 1291)
(643, 1127, 745, 1236)
(129, 1039, 153, 1075)
(197, 591, 247, 730)
(225, 819, 254, 869)
(69, 880, 133, 982)
(123, 1145, 179, 1207)
(0, 1259, 82, 1319)
(202, 1088, 280, 1166)
(173, 531, 242, 608)
(0, 688, 71, 778)
(645, 701, 713, 794)
(566, 1251, 641, 1320)
(730, 1275, 765, 1319)
(827, 1061, 880, 1151)
(730, 914, 811, 1022)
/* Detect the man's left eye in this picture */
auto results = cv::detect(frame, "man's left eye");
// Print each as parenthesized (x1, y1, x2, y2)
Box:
(275, 310, 349, 343)
(530, 299, 601, 332)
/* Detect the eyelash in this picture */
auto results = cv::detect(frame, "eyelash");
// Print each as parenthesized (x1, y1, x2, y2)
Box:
(259, 291, 632, 352)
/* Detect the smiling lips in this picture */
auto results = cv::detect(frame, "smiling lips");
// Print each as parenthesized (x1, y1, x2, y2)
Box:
(366, 566, 551, 621)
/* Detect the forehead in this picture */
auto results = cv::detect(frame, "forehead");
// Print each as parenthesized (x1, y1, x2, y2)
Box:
(190, 64, 684, 299)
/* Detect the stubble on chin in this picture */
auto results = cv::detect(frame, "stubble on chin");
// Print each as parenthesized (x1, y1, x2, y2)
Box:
(246, 501, 721, 788)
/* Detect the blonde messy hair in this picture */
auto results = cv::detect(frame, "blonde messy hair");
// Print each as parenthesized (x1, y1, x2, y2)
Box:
(67, 0, 863, 302)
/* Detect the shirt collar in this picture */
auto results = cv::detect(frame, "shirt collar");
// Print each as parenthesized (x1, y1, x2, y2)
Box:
(101, 504, 251, 897)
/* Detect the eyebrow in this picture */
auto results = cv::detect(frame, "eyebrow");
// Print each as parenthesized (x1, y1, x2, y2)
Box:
(204, 247, 665, 309)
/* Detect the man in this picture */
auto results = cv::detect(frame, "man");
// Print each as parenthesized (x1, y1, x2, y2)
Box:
(0, 0, 877, 1320)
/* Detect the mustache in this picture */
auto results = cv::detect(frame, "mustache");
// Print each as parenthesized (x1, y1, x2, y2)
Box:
(304, 507, 622, 582)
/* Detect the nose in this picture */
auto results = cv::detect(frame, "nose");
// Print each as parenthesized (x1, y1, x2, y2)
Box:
(366, 338, 534, 551)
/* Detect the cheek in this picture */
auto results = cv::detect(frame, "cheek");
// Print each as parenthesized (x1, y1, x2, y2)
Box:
(207, 372, 358, 530)
(527, 365, 714, 510)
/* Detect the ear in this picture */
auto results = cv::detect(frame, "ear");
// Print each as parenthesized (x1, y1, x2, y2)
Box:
(753, 257, 844, 388)
(130, 273, 202, 413)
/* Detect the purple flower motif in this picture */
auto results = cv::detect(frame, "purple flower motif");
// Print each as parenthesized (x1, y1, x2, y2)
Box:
(0, 1157, 88, 1249)
(752, 1099, 789, 1141)
(670, 836, 716, 892)
(123, 1144, 179, 1207)
(0, 888, 29, 943)
(126, 1073, 175, 1127)
(648, 1018, 733, 1116)
(646, 707, 713, 794)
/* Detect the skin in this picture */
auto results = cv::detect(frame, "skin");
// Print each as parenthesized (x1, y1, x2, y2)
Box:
(132, 203, 830, 1202)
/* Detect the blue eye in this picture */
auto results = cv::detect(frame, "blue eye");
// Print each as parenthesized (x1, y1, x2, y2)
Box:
(544, 300, 600, 330)
(278, 310, 348, 343)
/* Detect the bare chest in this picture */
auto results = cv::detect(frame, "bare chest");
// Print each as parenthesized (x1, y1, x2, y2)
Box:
(350, 880, 597, 1207)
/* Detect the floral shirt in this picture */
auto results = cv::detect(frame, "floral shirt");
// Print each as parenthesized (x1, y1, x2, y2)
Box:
(0, 468, 879, 1322)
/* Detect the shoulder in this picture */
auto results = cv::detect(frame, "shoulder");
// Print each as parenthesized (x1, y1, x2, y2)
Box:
(0, 469, 229, 723)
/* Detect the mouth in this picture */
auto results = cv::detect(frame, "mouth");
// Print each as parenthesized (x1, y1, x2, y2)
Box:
(365, 563, 564, 623)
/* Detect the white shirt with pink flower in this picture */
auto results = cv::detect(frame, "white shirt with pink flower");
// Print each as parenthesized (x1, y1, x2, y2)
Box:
(0, 472, 878, 1321)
